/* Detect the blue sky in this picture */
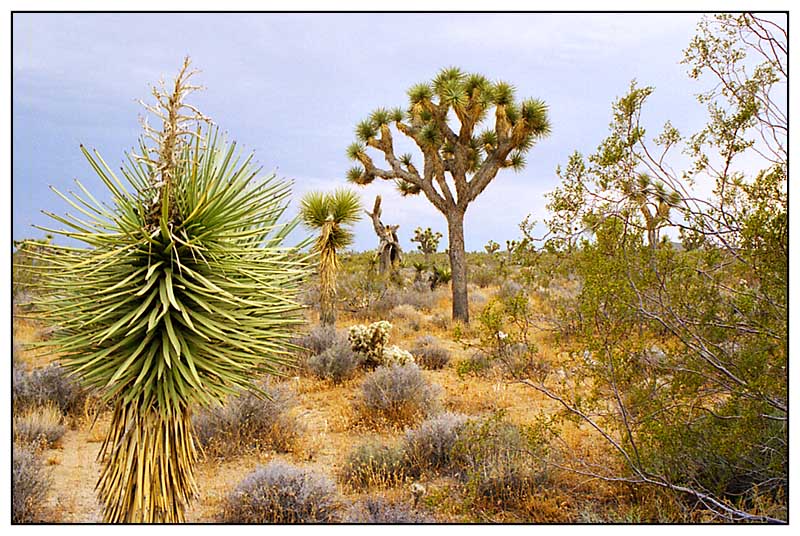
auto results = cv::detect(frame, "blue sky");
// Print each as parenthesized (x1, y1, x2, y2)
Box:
(13, 12, 736, 252)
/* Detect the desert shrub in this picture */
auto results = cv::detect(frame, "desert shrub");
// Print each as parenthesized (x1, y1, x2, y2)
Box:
(341, 441, 406, 489)
(12, 363, 87, 416)
(307, 340, 360, 384)
(12, 444, 51, 523)
(358, 364, 440, 424)
(14, 403, 65, 447)
(395, 287, 437, 311)
(496, 280, 525, 301)
(451, 412, 549, 508)
(468, 287, 488, 304)
(293, 325, 343, 357)
(388, 304, 423, 332)
(223, 461, 339, 523)
(455, 351, 492, 379)
(470, 266, 498, 288)
(193, 380, 300, 457)
(410, 336, 451, 370)
(429, 312, 450, 330)
(402, 412, 468, 476)
(343, 496, 433, 523)
(339, 270, 396, 320)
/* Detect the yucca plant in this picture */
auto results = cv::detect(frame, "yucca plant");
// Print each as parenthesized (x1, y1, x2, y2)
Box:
(299, 189, 362, 326)
(22, 58, 308, 522)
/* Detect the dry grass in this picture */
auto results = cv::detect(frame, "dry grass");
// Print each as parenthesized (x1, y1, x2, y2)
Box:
(15, 279, 642, 523)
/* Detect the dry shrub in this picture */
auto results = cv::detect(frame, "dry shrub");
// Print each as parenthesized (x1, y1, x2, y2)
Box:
(223, 461, 340, 523)
(14, 403, 65, 447)
(341, 441, 406, 490)
(411, 336, 451, 370)
(388, 304, 423, 334)
(357, 364, 440, 425)
(293, 325, 343, 358)
(12, 363, 87, 417)
(307, 340, 361, 384)
(343, 496, 434, 523)
(402, 412, 468, 477)
(451, 413, 549, 510)
(13, 444, 51, 523)
(193, 380, 301, 457)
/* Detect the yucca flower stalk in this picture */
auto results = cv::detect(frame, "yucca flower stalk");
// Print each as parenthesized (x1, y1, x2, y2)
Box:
(23, 58, 308, 522)
(299, 189, 362, 326)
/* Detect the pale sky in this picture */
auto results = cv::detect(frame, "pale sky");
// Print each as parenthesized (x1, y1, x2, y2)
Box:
(10, 11, 776, 252)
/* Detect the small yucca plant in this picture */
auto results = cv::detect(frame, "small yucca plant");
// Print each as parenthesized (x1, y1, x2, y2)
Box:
(299, 189, 361, 326)
(23, 58, 308, 522)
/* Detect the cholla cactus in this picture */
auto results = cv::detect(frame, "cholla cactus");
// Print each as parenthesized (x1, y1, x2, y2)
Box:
(348, 321, 392, 366)
(382, 345, 415, 367)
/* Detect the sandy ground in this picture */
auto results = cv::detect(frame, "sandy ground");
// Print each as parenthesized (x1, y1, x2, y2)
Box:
(17, 287, 579, 523)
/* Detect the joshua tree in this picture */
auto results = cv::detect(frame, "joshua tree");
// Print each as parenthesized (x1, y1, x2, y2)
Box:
(300, 189, 362, 326)
(346, 67, 551, 322)
(623, 173, 681, 248)
(24, 58, 307, 522)
(484, 239, 500, 255)
(365, 195, 402, 275)
(410, 226, 442, 264)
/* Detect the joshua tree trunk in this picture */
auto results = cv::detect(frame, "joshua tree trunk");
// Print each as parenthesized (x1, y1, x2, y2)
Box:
(319, 220, 338, 326)
(366, 195, 402, 275)
(447, 211, 469, 323)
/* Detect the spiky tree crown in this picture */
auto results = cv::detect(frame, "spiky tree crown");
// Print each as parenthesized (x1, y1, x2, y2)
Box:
(345, 67, 551, 211)
(299, 188, 362, 252)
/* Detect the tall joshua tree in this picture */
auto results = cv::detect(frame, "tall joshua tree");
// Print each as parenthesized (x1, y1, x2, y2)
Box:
(25, 58, 307, 522)
(300, 189, 362, 326)
(346, 67, 551, 322)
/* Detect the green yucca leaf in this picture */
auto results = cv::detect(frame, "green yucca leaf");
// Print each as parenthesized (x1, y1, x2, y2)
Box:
(508, 151, 527, 171)
(397, 179, 422, 196)
(408, 83, 433, 105)
(420, 123, 442, 147)
(370, 108, 392, 127)
(433, 66, 465, 94)
(439, 79, 468, 109)
(464, 73, 491, 96)
(520, 98, 552, 136)
(389, 107, 405, 122)
(356, 120, 378, 142)
(493, 81, 516, 106)
(29, 127, 309, 415)
(346, 142, 366, 160)
(479, 129, 498, 149)
(504, 103, 521, 124)
(399, 153, 413, 166)
(346, 166, 369, 184)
